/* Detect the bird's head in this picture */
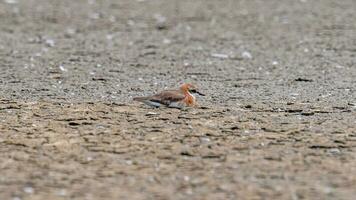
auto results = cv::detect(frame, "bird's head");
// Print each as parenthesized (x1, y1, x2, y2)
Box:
(180, 83, 205, 96)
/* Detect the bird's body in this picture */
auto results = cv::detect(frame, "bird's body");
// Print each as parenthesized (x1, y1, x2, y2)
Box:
(133, 83, 204, 108)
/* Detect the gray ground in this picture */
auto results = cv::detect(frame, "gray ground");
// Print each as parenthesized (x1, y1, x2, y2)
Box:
(0, 0, 356, 199)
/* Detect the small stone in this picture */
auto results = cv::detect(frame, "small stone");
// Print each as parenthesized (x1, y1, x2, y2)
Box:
(162, 38, 171, 44)
(200, 137, 211, 144)
(241, 51, 252, 59)
(211, 53, 229, 59)
(245, 105, 252, 109)
(328, 148, 341, 154)
(24, 186, 34, 194)
(89, 12, 100, 19)
(183, 176, 190, 181)
(127, 20, 135, 26)
(109, 16, 116, 22)
(154, 14, 167, 30)
(57, 189, 67, 196)
(4, 0, 17, 4)
(146, 112, 158, 116)
(59, 65, 67, 72)
(66, 28, 76, 35)
(45, 39, 55, 47)
(106, 34, 113, 40)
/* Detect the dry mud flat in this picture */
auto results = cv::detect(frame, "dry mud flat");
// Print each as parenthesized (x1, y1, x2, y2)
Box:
(1, 100, 356, 200)
(1, 0, 356, 199)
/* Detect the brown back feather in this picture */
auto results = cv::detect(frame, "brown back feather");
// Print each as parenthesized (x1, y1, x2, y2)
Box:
(150, 90, 185, 106)
(133, 96, 150, 102)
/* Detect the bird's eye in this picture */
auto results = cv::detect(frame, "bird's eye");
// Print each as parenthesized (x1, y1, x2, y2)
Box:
(189, 89, 197, 93)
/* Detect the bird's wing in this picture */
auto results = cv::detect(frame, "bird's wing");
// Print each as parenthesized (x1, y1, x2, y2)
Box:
(150, 90, 185, 106)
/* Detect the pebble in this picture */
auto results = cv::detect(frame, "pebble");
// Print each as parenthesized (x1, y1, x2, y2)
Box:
(4, 0, 17, 4)
(211, 53, 229, 59)
(162, 38, 171, 44)
(241, 51, 252, 59)
(66, 28, 76, 35)
(328, 148, 341, 154)
(23, 186, 34, 194)
(57, 189, 67, 196)
(153, 14, 167, 29)
(146, 112, 158, 116)
(200, 137, 211, 144)
(89, 12, 100, 19)
(59, 65, 67, 72)
(45, 39, 55, 47)
(109, 16, 116, 22)
(106, 34, 114, 40)
(183, 176, 190, 181)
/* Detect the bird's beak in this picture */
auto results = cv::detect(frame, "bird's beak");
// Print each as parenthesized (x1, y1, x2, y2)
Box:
(197, 91, 205, 96)
(189, 89, 205, 96)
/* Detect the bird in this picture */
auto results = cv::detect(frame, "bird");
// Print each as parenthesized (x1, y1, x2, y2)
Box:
(133, 83, 205, 108)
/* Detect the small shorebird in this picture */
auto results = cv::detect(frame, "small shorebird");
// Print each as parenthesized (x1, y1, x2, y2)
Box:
(133, 83, 205, 108)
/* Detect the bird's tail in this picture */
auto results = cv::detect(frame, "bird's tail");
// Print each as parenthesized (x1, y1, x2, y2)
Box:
(133, 96, 149, 102)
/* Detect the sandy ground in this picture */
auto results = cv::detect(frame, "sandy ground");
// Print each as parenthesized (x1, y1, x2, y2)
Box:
(0, 0, 356, 199)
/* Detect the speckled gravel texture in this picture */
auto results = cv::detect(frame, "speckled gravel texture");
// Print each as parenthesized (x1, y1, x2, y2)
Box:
(0, 0, 355, 199)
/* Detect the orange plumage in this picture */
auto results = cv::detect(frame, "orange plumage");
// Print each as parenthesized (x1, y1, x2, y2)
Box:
(133, 83, 205, 108)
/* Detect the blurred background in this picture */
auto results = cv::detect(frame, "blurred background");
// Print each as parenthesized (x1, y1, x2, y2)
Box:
(0, 0, 355, 106)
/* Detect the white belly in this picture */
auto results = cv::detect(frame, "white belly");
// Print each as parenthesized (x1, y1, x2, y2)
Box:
(168, 101, 185, 108)
(143, 100, 163, 107)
